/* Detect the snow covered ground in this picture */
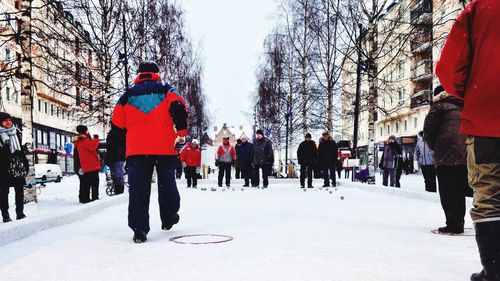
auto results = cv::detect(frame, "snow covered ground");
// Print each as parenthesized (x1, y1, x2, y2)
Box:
(0, 173, 480, 281)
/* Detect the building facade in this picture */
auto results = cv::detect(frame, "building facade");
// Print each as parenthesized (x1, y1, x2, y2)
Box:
(0, 0, 104, 172)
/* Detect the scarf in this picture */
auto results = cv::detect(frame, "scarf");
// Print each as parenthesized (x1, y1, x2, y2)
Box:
(0, 125, 22, 153)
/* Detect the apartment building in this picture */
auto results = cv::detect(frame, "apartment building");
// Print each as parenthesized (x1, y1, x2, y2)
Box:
(341, 0, 464, 168)
(0, 0, 104, 172)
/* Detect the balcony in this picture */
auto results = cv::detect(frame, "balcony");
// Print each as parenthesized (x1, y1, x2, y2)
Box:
(410, 30, 432, 54)
(410, 90, 432, 109)
(411, 59, 433, 82)
(411, 0, 432, 25)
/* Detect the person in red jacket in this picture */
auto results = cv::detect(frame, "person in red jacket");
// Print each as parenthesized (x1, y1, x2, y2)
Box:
(180, 139, 202, 188)
(73, 125, 101, 204)
(110, 61, 188, 243)
(436, 1, 500, 280)
(216, 136, 236, 187)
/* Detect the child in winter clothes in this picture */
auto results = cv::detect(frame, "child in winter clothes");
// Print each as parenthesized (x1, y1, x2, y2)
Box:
(73, 125, 101, 203)
(180, 139, 202, 188)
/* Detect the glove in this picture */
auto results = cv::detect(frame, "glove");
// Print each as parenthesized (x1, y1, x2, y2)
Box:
(196, 167, 201, 174)
(215, 160, 220, 167)
(378, 162, 383, 169)
(182, 162, 186, 168)
(175, 136, 186, 145)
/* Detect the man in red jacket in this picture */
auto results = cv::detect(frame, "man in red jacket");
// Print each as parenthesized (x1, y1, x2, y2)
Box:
(180, 139, 202, 188)
(110, 61, 188, 243)
(73, 125, 101, 204)
(436, 1, 500, 280)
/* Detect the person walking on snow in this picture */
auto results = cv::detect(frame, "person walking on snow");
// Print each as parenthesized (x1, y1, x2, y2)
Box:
(379, 135, 401, 187)
(235, 136, 253, 187)
(106, 128, 126, 195)
(250, 129, 274, 188)
(0, 112, 28, 222)
(436, 1, 500, 277)
(424, 86, 471, 235)
(318, 131, 338, 187)
(297, 133, 318, 188)
(180, 139, 202, 188)
(216, 136, 236, 187)
(73, 125, 101, 204)
(415, 131, 436, 193)
(109, 61, 188, 243)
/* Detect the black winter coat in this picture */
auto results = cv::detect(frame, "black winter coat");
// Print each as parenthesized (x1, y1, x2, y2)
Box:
(424, 96, 466, 167)
(318, 138, 338, 165)
(0, 133, 28, 187)
(297, 140, 317, 166)
(236, 141, 253, 165)
(251, 138, 274, 166)
(105, 128, 126, 165)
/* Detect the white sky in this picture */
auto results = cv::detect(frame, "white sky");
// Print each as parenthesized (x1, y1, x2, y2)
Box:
(182, 0, 276, 130)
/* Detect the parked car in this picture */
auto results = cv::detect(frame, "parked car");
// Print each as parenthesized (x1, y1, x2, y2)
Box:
(35, 164, 63, 183)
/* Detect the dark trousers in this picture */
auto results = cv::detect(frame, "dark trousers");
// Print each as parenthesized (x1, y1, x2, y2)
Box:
(323, 163, 337, 187)
(253, 165, 270, 187)
(475, 221, 500, 279)
(382, 168, 396, 186)
(0, 182, 24, 217)
(436, 165, 468, 229)
(241, 162, 252, 186)
(79, 171, 99, 203)
(185, 166, 197, 187)
(235, 167, 241, 179)
(300, 164, 313, 187)
(421, 165, 437, 192)
(218, 162, 232, 186)
(127, 155, 180, 234)
(396, 166, 403, 187)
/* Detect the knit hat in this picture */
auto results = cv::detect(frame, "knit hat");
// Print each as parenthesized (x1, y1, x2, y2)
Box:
(137, 61, 160, 73)
(305, 133, 312, 139)
(256, 129, 264, 136)
(76, 125, 88, 134)
(434, 85, 445, 96)
(0, 112, 12, 123)
(322, 131, 330, 136)
(192, 139, 199, 145)
(237, 139, 242, 144)
(388, 135, 396, 141)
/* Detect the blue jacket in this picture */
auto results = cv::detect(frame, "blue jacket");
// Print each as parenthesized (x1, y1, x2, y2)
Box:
(236, 141, 253, 164)
(415, 137, 434, 166)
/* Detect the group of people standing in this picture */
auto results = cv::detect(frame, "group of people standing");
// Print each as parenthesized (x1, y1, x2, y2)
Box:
(215, 129, 274, 188)
(297, 131, 338, 189)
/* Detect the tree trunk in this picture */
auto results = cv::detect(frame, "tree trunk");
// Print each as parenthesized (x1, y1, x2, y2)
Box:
(366, 20, 378, 184)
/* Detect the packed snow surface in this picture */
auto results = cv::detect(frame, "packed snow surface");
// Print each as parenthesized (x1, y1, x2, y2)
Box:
(0, 174, 480, 281)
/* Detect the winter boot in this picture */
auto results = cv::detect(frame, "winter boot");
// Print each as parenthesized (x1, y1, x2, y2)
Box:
(438, 224, 464, 234)
(114, 184, 124, 195)
(162, 213, 180, 231)
(133, 231, 147, 243)
(471, 222, 500, 281)
(2, 210, 11, 223)
(16, 213, 26, 220)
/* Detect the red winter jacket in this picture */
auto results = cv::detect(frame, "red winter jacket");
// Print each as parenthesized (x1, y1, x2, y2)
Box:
(180, 143, 202, 167)
(110, 73, 188, 157)
(73, 134, 101, 173)
(436, 0, 500, 137)
(216, 144, 236, 162)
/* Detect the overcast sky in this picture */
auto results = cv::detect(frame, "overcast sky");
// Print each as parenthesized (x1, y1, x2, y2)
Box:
(182, 0, 276, 131)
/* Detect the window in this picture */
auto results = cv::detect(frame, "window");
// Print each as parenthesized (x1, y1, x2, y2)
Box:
(14, 91, 18, 103)
(390, 96, 393, 106)
(396, 122, 399, 133)
(38, 99, 42, 111)
(6, 87, 10, 101)
(386, 125, 390, 135)
(5, 48, 11, 62)
(51, 104, 55, 116)
(380, 127, 383, 137)
(44, 102, 48, 114)
(42, 131, 48, 145)
(414, 117, 418, 128)
(398, 62, 405, 78)
(404, 120, 408, 131)
(56, 107, 60, 118)
(398, 88, 405, 101)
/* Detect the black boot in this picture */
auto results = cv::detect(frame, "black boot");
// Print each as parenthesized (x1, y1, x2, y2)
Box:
(162, 213, 180, 231)
(2, 211, 12, 223)
(16, 213, 26, 220)
(471, 221, 500, 281)
(133, 231, 147, 243)
(114, 184, 124, 195)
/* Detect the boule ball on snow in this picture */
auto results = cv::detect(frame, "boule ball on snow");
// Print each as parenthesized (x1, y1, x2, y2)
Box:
(340, 196, 345, 200)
